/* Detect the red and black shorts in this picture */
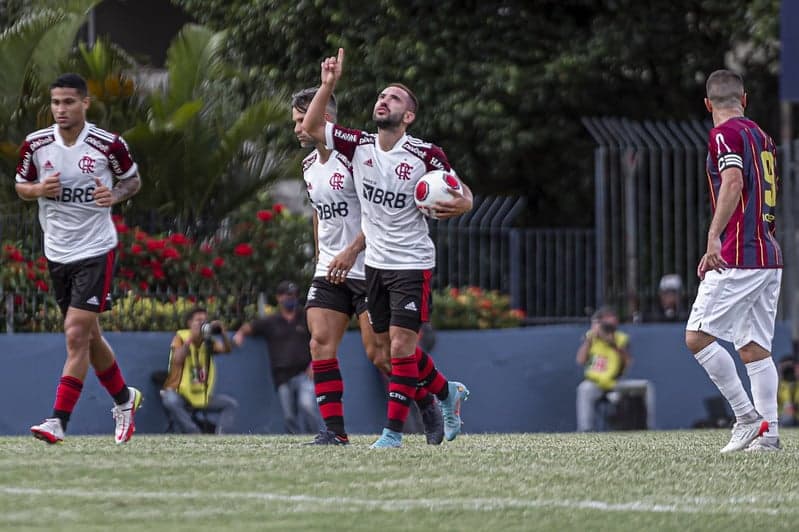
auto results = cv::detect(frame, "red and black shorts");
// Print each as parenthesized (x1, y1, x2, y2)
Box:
(305, 276, 369, 318)
(48, 250, 116, 315)
(365, 266, 432, 334)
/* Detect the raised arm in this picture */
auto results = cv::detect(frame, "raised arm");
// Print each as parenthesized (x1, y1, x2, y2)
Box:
(302, 48, 344, 144)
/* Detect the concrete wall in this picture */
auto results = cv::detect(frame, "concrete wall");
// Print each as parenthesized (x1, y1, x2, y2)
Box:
(0, 322, 791, 435)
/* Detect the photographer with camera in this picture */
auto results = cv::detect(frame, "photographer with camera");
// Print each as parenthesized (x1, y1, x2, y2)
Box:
(575, 306, 633, 431)
(160, 306, 238, 434)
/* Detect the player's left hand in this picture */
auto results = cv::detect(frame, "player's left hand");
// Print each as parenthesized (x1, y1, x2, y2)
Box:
(432, 188, 473, 219)
(697, 237, 727, 280)
(93, 177, 114, 207)
(326, 248, 357, 284)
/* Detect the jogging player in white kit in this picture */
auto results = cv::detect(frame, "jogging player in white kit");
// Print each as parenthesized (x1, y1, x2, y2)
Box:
(15, 73, 143, 444)
(292, 87, 445, 445)
(303, 49, 473, 448)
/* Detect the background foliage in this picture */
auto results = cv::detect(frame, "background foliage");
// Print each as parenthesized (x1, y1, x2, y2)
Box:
(174, 0, 780, 227)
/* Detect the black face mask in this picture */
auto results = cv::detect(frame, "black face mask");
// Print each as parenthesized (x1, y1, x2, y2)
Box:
(281, 297, 298, 311)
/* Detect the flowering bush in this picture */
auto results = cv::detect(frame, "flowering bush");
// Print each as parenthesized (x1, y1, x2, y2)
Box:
(1, 217, 525, 331)
(112, 200, 313, 296)
(431, 286, 526, 329)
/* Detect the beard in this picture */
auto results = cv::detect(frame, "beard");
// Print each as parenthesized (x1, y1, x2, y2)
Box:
(373, 110, 403, 129)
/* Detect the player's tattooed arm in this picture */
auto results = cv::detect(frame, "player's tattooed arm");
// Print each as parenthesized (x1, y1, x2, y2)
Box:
(93, 175, 141, 207)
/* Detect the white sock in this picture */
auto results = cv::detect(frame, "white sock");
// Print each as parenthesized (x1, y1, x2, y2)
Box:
(694, 342, 756, 420)
(745, 357, 779, 438)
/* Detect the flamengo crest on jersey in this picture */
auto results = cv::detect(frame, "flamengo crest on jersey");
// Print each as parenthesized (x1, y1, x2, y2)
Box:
(706, 117, 781, 268)
(15, 122, 139, 263)
(325, 122, 455, 270)
(303, 149, 365, 280)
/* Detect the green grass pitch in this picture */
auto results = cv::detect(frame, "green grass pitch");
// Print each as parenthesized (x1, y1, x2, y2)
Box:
(1, 430, 797, 531)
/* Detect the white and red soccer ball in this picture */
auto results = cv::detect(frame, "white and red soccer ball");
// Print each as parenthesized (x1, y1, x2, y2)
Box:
(414, 170, 462, 219)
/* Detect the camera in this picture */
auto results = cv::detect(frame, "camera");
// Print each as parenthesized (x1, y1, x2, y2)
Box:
(201, 321, 222, 339)
(599, 322, 616, 334)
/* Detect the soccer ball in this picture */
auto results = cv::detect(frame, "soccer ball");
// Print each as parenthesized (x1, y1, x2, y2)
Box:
(414, 170, 462, 219)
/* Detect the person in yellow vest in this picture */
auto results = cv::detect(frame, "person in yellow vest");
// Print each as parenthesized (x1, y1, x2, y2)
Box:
(160, 306, 237, 433)
(575, 307, 631, 431)
(777, 356, 799, 427)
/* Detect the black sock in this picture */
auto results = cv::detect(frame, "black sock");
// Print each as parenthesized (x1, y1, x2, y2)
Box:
(415, 391, 434, 408)
(113, 386, 130, 405)
(53, 409, 70, 431)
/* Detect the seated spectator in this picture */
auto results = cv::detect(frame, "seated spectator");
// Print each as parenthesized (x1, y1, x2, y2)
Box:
(778, 355, 799, 427)
(643, 274, 689, 322)
(575, 307, 656, 431)
(160, 307, 238, 434)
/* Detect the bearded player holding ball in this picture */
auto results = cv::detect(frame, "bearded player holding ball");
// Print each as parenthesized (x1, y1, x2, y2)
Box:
(302, 48, 474, 448)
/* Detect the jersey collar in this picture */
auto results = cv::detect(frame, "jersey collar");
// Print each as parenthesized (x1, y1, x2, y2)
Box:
(54, 121, 92, 148)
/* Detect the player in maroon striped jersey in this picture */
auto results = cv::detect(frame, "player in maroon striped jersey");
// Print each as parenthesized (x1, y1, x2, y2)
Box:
(303, 49, 473, 448)
(685, 70, 782, 452)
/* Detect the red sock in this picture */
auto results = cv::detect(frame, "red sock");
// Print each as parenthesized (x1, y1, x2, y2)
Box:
(96, 361, 129, 404)
(387, 356, 418, 433)
(416, 347, 449, 399)
(53, 375, 83, 427)
(312, 358, 346, 437)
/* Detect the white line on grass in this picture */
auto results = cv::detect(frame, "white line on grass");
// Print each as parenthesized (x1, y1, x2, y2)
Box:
(0, 486, 788, 516)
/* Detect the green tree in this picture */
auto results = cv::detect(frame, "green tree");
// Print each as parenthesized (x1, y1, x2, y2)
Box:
(174, 0, 779, 227)
(122, 24, 295, 225)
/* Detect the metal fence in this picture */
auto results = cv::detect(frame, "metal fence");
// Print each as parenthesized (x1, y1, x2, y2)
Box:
(583, 117, 799, 323)
(428, 197, 594, 323)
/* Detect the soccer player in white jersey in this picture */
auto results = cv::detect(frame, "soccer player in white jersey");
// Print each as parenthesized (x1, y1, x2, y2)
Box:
(14, 73, 143, 444)
(292, 87, 444, 445)
(303, 49, 474, 448)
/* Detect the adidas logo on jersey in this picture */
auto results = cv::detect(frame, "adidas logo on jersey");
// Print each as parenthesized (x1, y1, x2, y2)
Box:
(404, 301, 418, 311)
(307, 286, 318, 300)
(44, 160, 55, 171)
(86, 296, 99, 305)
(364, 158, 373, 167)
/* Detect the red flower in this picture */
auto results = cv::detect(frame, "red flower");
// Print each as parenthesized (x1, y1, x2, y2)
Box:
(37, 262, 47, 272)
(169, 233, 189, 246)
(115, 223, 129, 234)
(36, 256, 47, 265)
(146, 239, 166, 252)
(130, 243, 143, 255)
(234, 243, 253, 257)
(34, 280, 49, 292)
(8, 249, 24, 262)
(27, 271, 37, 280)
(257, 210, 273, 222)
(200, 243, 214, 254)
(135, 230, 148, 241)
(119, 268, 135, 279)
(153, 269, 166, 280)
(212, 257, 225, 268)
(118, 280, 131, 291)
(187, 295, 197, 303)
(200, 266, 214, 278)
(13, 295, 23, 306)
(139, 281, 149, 291)
(162, 247, 181, 260)
(449, 287, 460, 297)
(273, 203, 285, 214)
(112, 214, 124, 224)
(479, 299, 493, 310)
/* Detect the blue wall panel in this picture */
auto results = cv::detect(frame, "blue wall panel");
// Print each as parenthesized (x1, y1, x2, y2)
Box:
(0, 322, 791, 436)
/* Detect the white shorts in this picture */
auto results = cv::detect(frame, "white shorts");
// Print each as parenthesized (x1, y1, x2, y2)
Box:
(686, 268, 781, 351)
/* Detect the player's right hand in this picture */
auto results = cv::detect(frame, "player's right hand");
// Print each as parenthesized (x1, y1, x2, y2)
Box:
(40, 172, 61, 199)
(320, 48, 344, 86)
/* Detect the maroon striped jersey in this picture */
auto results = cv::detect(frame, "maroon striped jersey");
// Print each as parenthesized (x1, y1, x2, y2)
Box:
(706, 117, 782, 268)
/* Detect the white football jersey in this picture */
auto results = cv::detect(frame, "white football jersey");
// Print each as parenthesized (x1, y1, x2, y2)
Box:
(303, 149, 365, 280)
(15, 122, 139, 263)
(325, 122, 455, 270)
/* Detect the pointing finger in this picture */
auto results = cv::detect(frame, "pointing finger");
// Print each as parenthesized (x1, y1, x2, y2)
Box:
(337, 48, 345, 68)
